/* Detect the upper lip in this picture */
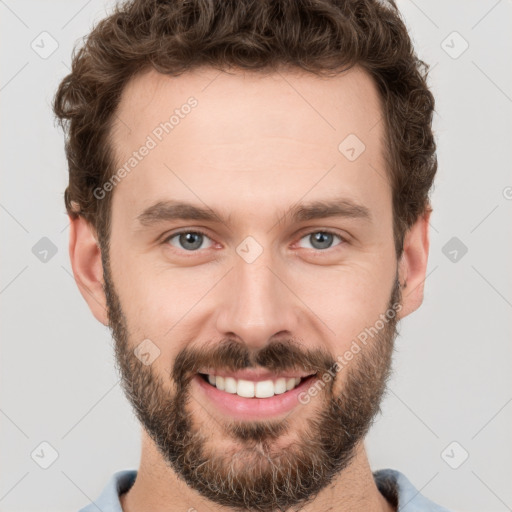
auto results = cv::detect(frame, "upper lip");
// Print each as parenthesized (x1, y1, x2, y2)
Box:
(198, 368, 317, 381)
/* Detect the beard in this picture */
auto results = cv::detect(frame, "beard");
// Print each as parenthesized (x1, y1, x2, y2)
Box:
(102, 254, 402, 512)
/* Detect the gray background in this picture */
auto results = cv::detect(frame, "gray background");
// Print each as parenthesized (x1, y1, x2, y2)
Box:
(1, 1, 511, 511)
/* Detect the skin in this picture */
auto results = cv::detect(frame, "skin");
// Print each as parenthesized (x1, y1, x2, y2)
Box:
(69, 65, 431, 512)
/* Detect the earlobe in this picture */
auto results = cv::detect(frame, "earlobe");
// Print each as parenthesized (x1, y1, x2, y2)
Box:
(68, 214, 109, 326)
(397, 207, 432, 320)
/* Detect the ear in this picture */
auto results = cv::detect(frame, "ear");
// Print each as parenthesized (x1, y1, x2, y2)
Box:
(397, 207, 432, 320)
(68, 214, 109, 326)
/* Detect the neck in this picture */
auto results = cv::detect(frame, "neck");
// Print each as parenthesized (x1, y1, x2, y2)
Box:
(120, 430, 395, 512)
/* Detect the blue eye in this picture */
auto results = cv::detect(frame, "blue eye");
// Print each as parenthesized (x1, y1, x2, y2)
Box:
(163, 229, 345, 254)
(298, 231, 344, 250)
(165, 230, 214, 251)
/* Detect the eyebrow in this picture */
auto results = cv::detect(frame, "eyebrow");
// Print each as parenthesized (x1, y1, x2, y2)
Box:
(136, 197, 372, 228)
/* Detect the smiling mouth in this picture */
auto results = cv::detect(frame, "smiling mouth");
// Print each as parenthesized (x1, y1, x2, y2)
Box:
(198, 373, 317, 399)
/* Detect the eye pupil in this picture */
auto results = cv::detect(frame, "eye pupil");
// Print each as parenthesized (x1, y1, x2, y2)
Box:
(179, 232, 203, 250)
(310, 232, 333, 250)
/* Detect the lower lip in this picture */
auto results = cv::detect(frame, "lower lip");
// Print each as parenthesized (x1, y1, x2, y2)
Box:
(193, 374, 317, 420)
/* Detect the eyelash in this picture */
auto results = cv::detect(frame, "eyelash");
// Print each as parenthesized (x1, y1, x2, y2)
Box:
(162, 228, 347, 254)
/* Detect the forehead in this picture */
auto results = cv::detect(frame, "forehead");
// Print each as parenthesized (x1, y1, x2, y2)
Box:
(109, 65, 389, 226)
(113, 64, 384, 147)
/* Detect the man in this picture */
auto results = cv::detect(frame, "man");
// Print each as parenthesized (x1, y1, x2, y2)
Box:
(53, 0, 451, 510)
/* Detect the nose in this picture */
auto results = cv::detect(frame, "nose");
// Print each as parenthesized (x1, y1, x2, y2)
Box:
(214, 250, 300, 351)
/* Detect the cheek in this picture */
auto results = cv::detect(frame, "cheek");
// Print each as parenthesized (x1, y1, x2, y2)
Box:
(109, 256, 221, 362)
(289, 261, 395, 336)
(300, 274, 396, 385)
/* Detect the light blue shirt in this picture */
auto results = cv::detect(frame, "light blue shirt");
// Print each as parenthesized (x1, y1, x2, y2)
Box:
(78, 468, 452, 511)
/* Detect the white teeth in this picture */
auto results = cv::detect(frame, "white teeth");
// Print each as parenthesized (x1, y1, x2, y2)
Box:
(286, 378, 296, 391)
(204, 374, 305, 398)
(216, 376, 225, 391)
(255, 380, 274, 398)
(237, 379, 255, 398)
(274, 378, 287, 394)
(225, 377, 237, 394)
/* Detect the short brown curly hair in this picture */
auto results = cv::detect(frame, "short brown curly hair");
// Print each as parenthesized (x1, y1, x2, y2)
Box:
(53, 0, 437, 258)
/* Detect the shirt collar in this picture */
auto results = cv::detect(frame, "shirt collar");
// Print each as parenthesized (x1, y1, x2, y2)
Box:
(79, 467, 451, 512)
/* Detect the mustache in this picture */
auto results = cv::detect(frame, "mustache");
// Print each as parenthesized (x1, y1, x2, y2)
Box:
(171, 338, 336, 389)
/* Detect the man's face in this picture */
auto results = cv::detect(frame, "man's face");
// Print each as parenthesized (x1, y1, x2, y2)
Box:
(104, 66, 401, 510)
